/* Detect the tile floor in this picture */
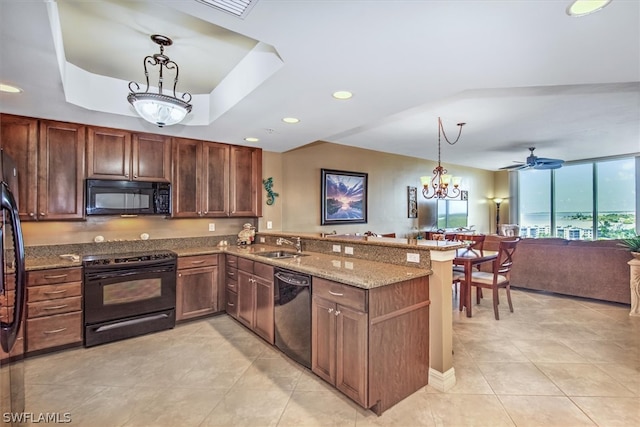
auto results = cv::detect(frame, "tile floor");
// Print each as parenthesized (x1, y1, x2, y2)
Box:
(17, 288, 640, 426)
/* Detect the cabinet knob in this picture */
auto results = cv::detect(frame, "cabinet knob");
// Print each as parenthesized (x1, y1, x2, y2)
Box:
(134, 175, 138, 178)
(29, 212, 35, 217)
(125, 173, 129, 178)
(178, 273, 182, 277)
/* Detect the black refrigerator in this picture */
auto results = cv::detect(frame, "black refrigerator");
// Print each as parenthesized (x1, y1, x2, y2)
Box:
(0, 148, 26, 426)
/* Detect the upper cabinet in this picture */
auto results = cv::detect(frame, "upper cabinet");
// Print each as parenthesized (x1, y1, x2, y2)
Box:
(172, 139, 261, 218)
(230, 146, 262, 217)
(37, 120, 86, 221)
(0, 114, 38, 216)
(87, 127, 171, 182)
(0, 115, 85, 221)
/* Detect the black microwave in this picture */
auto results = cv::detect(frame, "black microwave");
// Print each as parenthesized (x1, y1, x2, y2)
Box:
(86, 179, 171, 216)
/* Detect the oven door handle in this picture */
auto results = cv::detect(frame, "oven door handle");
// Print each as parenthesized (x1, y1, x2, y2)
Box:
(85, 268, 174, 281)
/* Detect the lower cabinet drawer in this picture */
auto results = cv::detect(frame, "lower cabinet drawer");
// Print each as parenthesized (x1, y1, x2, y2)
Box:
(27, 296, 82, 318)
(26, 311, 82, 352)
(226, 290, 238, 319)
(27, 282, 82, 303)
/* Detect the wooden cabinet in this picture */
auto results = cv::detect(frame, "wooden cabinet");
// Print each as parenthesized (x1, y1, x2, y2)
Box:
(87, 126, 171, 182)
(312, 278, 368, 406)
(229, 145, 262, 217)
(0, 274, 25, 361)
(236, 258, 274, 344)
(0, 115, 85, 221)
(25, 267, 82, 353)
(225, 255, 239, 319)
(37, 121, 86, 221)
(176, 254, 219, 321)
(172, 138, 229, 218)
(311, 276, 430, 415)
(0, 114, 38, 216)
(172, 138, 261, 218)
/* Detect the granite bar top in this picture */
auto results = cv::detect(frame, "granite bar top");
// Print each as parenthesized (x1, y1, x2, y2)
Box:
(24, 244, 431, 290)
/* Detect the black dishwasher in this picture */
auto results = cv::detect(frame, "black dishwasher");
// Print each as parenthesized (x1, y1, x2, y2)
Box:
(274, 267, 312, 369)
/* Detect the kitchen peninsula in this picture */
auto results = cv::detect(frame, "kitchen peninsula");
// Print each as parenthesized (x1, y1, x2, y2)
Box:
(17, 234, 463, 415)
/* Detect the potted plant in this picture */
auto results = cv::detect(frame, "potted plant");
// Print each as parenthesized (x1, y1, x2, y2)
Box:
(618, 235, 640, 259)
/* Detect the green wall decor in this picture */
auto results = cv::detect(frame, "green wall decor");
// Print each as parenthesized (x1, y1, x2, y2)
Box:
(263, 177, 279, 205)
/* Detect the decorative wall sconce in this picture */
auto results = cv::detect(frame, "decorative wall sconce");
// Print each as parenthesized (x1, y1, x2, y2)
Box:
(408, 186, 418, 218)
(421, 117, 466, 199)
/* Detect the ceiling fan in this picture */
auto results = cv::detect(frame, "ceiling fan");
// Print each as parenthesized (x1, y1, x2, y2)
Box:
(500, 147, 564, 171)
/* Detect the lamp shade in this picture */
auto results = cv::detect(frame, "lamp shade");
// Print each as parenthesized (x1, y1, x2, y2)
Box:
(420, 176, 431, 187)
(128, 93, 191, 127)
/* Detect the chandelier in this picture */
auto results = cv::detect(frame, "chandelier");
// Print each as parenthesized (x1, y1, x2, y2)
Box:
(128, 35, 192, 127)
(421, 117, 466, 199)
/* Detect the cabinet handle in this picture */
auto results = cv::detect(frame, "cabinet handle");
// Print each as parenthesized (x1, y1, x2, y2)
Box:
(228, 271, 235, 277)
(329, 291, 344, 297)
(328, 308, 334, 314)
(39, 212, 46, 217)
(44, 274, 68, 280)
(228, 283, 235, 289)
(43, 327, 67, 334)
(178, 273, 182, 277)
(134, 175, 138, 178)
(29, 212, 35, 217)
(190, 260, 206, 265)
(43, 289, 67, 295)
(227, 302, 235, 307)
(43, 304, 68, 310)
(125, 173, 129, 178)
(334, 310, 341, 316)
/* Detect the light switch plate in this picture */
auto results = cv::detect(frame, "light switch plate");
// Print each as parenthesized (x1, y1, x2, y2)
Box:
(345, 246, 354, 255)
(266, 221, 272, 229)
(259, 237, 265, 243)
(332, 245, 341, 253)
(208, 223, 215, 232)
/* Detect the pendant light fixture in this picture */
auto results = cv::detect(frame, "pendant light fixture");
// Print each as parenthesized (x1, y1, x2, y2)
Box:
(421, 117, 466, 199)
(128, 34, 192, 127)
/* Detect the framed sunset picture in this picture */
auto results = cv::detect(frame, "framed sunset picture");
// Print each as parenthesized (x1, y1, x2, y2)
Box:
(320, 169, 368, 225)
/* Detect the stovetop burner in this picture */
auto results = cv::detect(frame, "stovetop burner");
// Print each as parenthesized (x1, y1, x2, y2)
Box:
(82, 250, 177, 266)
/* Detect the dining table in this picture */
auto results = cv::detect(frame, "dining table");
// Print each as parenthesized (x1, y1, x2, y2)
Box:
(453, 247, 498, 317)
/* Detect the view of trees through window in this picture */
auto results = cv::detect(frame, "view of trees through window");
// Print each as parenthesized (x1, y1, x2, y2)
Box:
(518, 157, 636, 240)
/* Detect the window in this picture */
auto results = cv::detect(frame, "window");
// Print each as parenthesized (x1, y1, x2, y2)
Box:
(518, 156, 636, 240)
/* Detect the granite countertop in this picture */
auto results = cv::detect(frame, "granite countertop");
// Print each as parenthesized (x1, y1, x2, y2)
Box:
(25, 244, 431, 290)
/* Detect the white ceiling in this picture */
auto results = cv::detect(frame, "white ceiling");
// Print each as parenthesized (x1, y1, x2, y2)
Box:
(1, 0, 638, 171)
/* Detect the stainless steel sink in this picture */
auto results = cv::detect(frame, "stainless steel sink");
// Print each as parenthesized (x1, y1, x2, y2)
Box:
(256, 250, 308, 259)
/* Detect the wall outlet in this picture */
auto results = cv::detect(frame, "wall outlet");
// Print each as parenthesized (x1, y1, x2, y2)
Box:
(345, 246, 354, 255)
(266, 221, 273, 229)
(407, 253, 420, 263)
(332, 244, 341, 253)
(208, 223, 215, 232)
(259, 237, 265, 243)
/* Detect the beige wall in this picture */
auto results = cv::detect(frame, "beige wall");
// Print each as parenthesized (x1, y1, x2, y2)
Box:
(273, 141, 499, 236)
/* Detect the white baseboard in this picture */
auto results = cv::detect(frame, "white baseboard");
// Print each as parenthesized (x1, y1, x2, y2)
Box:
(429, 367, 456, 391)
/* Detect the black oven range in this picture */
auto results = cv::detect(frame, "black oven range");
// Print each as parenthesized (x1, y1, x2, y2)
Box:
(82, 250, 177, 347)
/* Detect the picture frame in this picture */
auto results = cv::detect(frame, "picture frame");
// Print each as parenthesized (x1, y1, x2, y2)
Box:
(321, 169, 368, 225)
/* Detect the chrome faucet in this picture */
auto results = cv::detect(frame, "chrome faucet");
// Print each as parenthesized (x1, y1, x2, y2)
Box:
(277, 237, 302, 253)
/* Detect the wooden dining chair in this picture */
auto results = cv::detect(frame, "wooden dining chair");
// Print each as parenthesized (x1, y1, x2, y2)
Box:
(453, 238, 520, 320)
(452, 234, 486, 295)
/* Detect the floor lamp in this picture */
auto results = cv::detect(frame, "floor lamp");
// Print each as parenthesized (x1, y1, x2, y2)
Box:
(493, 198, 503, 234)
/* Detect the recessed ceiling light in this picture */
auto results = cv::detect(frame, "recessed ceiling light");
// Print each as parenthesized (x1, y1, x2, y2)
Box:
(566, 0, 612, 16)
(0, 83, 22, 93)
(244, 137, 259, 142)
(282, 117, 300, 124)
(332, 91, 353, 100)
